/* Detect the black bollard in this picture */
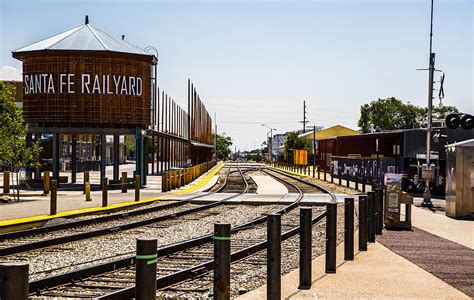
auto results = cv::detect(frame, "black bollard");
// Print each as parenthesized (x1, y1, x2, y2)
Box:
(359, 196, 367, 251)
(0, 262, 29, 300)
(299, 208, 312, 289)
(362, 170, 366, 193)
(325, 202, 337, 273)
(344, 198, 354, 261)
(135, 175, 140, 202)
(121, 171, 128, 193)
(267, 214, 281, 300)
(375, 186, 384, 235)
(214, 223, 231, 300)
(367, 192, 376, 243)
(135, 238, 157, 300)
(50, 179, 57, 215)
(102, 177, 108, 208)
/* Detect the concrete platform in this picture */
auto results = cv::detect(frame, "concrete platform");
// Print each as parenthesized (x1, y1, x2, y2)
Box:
(239, 233, 470, 299)
(251, 175, 288, 195)
(0, 163, 224, 230)
(411, 205, 474, 249)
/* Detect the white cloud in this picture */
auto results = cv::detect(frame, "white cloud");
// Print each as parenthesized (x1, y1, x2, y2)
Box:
(0, 66, 22, 81)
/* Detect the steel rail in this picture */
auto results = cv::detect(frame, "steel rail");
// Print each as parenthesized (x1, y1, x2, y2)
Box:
(28, 165, 248, 293)
(30, 165, 334, 297)
(264, 167, 337, 201)
(0, 166, 236, 256)
(88, 166, 311, 299)
(0, 165, 229, 241)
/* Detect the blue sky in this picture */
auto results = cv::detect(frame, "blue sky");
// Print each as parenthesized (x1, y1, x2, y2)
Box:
(0, 0, 472, 151)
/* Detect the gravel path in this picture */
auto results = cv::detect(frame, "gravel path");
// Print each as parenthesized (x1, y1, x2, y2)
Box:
(1, 204, 284, 281)
(0, 203, 197, 249)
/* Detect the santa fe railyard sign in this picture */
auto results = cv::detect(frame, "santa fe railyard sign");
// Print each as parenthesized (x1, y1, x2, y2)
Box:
(24, 73, 143, 96)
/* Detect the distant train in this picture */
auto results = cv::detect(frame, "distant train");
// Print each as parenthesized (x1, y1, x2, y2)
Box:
(315, 127, 474, 196)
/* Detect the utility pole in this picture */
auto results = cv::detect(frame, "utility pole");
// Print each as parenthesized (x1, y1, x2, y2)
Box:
(303, 101, 307, 133)
(214, 112, 217, 159)
(422, 0, 436, 206)
(313, 125, 316, 169)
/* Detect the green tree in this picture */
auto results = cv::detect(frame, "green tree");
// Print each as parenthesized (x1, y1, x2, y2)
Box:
(213, 133, 232, 160)
(358, 97, 424, 133)
(284, 132, 310, 163)
(0, 82, 42, 201)
(358, 97, 458, 133)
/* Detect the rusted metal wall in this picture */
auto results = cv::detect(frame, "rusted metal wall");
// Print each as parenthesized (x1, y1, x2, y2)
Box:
(15, 51, 153, 128)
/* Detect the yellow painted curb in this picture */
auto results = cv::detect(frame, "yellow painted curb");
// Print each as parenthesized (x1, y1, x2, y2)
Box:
(0, 163, 224, 228)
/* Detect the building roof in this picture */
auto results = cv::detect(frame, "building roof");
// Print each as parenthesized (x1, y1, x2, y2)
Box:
(13, 16, 152, 57)
(300, 125, 359, 141)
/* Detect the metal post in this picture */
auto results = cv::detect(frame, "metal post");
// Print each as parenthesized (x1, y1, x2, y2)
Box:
(299, 208, 312, 289)
(313, 125, 316, 178)
(362, 166, 366, 193)
(135, 175, 140, 202)
(358, 196, 367, 251)
(121, 171, 127, 193)
(423, 0, 436, 207)
(113, 135, 120, 182)
(135, 238, 157, 300)
(267, 214, 281, 300)
(71, 135, 77, 183)
(213, 223, 231, 300)
(83, 171, 89, 193)
(3, 171, 10, 194)
(102, 177, 108, 207)
(85, 182, 91, 201)
(100, 134, 106, 184)
(330, 164, 333, 183)
(367, 191, 376, 243)
(326, 202, 337, 273)
(52, 132, 60, 183)
(375, 187, 383, 235)
(0, 262, 29, 300)
(344, 198, 354, 261)
(50, 179, 57, 215)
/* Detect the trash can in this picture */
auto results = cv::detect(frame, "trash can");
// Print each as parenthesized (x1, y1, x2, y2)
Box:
(384, 173, 413, 229)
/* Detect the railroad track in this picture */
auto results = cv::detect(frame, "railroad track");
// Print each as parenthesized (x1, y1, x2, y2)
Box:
(0, 166, 242, 256)
(28, 165, 335, 299)
(262, 167, 327, 194)
(2, 167, 260, 279)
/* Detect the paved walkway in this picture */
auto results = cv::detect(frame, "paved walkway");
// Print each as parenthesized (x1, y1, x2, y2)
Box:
(239, 232, 469, 299)
(240, 194, 473, 299)
(411, 205, 474, 249)
(251, 175, 288, 195)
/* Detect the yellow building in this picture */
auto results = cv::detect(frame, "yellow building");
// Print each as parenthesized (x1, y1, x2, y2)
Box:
(299, 125, 359, 142)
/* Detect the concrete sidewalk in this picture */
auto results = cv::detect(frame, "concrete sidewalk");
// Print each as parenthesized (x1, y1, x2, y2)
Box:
(239, 234, 470, 299)
(240, 196, 473, 299)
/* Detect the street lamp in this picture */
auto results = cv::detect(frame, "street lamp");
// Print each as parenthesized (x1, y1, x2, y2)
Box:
(262, 124, 276, 162)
